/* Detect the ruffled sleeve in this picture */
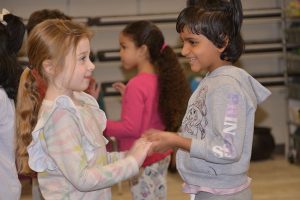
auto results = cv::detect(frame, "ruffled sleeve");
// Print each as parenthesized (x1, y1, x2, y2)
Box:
(27, 96, 77, 172)
(27, 94, 139, 191)
(28, 94, 108, 172)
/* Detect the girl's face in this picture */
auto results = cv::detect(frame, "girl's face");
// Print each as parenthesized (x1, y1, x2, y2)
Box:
(58, 37, 95, 93)
(119, 33, 140, 70)
(179, 27, 227, 73)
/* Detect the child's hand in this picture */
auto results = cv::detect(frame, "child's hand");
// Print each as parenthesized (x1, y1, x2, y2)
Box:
(127, 138, 151, 167)
(85, 77, 101, 100)
(112, 82, 126, 96)
(143, 129, 175, 154)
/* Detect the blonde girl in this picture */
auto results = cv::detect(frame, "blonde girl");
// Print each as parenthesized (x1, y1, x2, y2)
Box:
(15, 19, 150, 200)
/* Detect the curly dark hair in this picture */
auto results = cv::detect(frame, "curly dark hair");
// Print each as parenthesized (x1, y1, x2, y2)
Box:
(178, 0, 244, 63)
(122, 20, 191, 131)
(0, 14, 25, 101)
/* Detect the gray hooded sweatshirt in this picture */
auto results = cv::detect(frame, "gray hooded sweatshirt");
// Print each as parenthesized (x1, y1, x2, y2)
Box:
(177, 65, 271, 190)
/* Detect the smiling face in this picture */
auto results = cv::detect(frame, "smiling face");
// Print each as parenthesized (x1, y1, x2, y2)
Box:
(55, 37, 95, 93)
(68, 37, 95, 91)
(179, 27, 229, 73)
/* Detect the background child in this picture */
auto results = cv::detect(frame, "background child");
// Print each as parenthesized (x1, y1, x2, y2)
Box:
(26, 9, 71, 35)
(144, 1, 271, 200)
(104, 20, 191, 200)
(15, 19, 151, 200)
(0, 9, 25, 200)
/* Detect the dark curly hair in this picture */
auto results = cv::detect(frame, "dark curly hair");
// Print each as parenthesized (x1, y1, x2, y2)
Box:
(0, 13, 25, 102)
(178, 0, 244, 63)
(122, 20, 191, 131)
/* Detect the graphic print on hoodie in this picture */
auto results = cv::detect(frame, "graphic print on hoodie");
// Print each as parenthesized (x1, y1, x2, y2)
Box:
(182, 85, 208, 140)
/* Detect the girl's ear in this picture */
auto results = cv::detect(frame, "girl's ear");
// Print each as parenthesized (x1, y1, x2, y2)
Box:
(217, 37, 229, 53)
(42, 59, 55, 75)
(138, 44, 149, 57)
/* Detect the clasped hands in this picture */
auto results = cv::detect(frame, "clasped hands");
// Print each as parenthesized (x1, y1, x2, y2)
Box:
(126, 129, 175, 167)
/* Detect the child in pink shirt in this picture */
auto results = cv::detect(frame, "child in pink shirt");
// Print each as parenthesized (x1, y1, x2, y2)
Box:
(105, 20, 191, 200)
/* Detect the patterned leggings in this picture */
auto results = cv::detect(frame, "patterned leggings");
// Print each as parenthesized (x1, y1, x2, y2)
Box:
(130, 156, 171, 200)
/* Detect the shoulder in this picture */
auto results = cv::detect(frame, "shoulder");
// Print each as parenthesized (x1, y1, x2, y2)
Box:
(34, 95, 78, 131)
(207, 66, 247, 89)
(127, 73, 157, 90)
(201, 75, 244, 101)
(207, 76, 242, 93)
(74, 91, 99, 108)
(129, 73, 157, 84)
(0, 90, 6, 119)
(0, 88, 8, 101)
(0, 89, 5, 104)
(0, 88, 13, 115)
(212, 66, 249, 84)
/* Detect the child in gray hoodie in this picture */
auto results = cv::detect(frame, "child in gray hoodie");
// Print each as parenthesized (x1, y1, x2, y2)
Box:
(144, 0, 271, 200)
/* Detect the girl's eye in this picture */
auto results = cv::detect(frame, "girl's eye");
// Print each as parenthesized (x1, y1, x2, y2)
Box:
(189, 40, 198, 46)
(80, 56, 86, 61)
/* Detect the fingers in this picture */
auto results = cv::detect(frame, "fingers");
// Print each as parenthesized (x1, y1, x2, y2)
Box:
(112, 82, 121, 87)
(142, 128, 159, 137)
(142, 130, 161, 142)
(112, 82, 125, 90)
(88, 82, 101, 99)
(127, 138, 152, 167)
(95, 83, 101, 94)
(112, 82, 126, 95)
(143, 128, 156, 135)
(143, 140, 152, 155)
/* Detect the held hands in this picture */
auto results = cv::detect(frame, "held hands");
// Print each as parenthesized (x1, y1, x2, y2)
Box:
(112, 82, 126, 96)
(126, 138, 151, 167)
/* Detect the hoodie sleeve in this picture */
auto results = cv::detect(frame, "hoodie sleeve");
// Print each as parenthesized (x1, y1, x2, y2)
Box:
(190, 83, 247, 164)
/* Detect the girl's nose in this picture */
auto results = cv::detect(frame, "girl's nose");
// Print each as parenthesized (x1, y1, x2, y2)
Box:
(181, 43, 189, 57)
(89, 60, 95, 71)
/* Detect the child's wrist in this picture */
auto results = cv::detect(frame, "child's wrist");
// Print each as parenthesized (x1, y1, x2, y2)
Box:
(169, 132, 180, 149)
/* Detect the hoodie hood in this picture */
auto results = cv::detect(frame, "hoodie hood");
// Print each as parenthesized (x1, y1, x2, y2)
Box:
(207, 65, 271, 105)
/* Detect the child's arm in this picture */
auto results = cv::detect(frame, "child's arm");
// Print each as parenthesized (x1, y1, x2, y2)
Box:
(105, 82, 144, 139)
(43, 109, 149, 192)
(107, 138, 151, 165)
(190, 85, 247, 163)
(143, 130, 191, 153)
(106, 151, 126, 163)
(145, 84, 247, 164)
(112, 82, 126, 96)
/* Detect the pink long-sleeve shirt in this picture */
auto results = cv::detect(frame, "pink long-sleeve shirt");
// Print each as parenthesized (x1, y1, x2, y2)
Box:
(105, 73, 172, 166)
